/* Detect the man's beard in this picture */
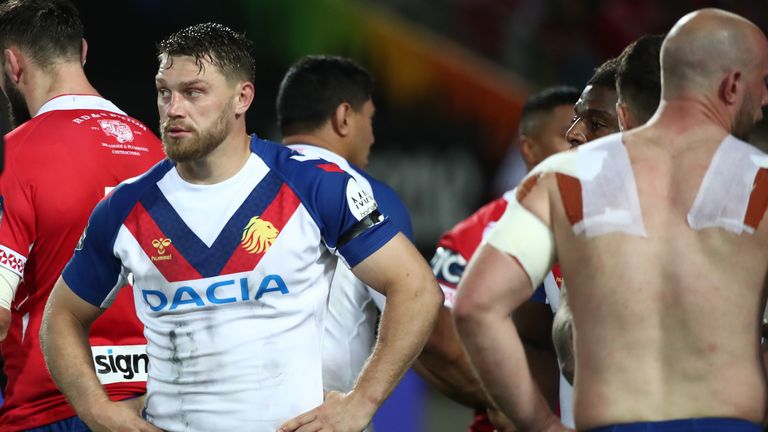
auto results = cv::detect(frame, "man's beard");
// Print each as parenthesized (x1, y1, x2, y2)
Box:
(1, 74, 30, 130)
(733, 90, 758, 141)
(160, 104, 231, 163)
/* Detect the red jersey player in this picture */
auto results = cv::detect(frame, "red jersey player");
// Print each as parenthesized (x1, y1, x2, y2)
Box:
(0, 1, 163, 430)
(421, 86, 579, 431)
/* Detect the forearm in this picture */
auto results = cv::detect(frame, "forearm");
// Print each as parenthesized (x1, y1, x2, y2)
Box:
(0, 307, 9, 341)
(522, 344, 560, 411)
(415, 350, 490, 407)
(41, 305, 109, 421)
(351, 276, 441, 413)
(415, 307, 492, 407)
(456, 310, 557, 431)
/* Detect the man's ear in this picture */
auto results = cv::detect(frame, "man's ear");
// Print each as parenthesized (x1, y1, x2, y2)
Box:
(519, 135, 536, 168)
(4, 48, 22, 84)
(81, 38, 88, 66)
(234, 81, 255, 116)
(330, 103, 352, 137)
(719, 70, 742, 106)
(616, 101, 632, 131)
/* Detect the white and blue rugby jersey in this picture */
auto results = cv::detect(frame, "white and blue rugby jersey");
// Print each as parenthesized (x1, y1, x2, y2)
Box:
(63, 136, 398, 432)
(288, 145, 413, 402)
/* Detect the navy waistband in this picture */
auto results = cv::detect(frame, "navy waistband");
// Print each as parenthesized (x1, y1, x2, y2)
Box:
(586, 417, 762, 432)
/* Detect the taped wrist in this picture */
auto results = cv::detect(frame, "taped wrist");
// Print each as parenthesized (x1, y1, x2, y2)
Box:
(0, 266, 20, 310)
(483, 198, 555, 290)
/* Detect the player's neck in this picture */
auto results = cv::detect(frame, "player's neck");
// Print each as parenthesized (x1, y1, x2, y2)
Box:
(24, 63, 99, 116)
(647, 98, 730, 142)
(283, 133, 350, 161)
(175, 130, 252, 185)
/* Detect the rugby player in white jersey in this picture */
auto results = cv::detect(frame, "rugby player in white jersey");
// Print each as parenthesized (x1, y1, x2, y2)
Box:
(39, 23, 441, 432)
(455, 8, 768, 432)
(276, 56, 415, 432)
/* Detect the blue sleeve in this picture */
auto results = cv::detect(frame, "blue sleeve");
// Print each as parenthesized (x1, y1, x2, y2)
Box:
(63, 160, 170, 307)
(62, 196, 126, 308)
(254, 138, 399, 267)
(531, 284, 547, 304)
(366, 175, 414, 241)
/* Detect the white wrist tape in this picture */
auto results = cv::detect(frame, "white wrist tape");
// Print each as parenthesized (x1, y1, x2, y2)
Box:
(483, 197, 555, 290)
(0, 266, 21, 311)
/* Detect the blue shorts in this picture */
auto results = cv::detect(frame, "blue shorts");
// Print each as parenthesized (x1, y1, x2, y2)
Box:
(587, 417, 762, 432)
(24, 415, 90, 432)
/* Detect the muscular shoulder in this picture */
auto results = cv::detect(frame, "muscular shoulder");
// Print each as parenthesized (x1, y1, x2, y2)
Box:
(360, 173, 413, 240)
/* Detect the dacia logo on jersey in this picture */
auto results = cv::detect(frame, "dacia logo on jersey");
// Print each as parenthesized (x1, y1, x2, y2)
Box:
(150, 238, 172, 261)
(241, 216, 278, 254)
(141, 275, 289, 312)
(97, 119, 134, 143)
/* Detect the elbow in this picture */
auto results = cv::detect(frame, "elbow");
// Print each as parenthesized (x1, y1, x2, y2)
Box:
(413, 273, 444, 318)
(426, 277, 445, 313)
(452, 282, 502, 340)
(452, 289, 486, 337)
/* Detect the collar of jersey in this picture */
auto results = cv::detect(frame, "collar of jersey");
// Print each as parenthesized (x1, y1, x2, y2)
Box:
(138, 169, 284, 278)
(286, 144, 353, 172)
(35, 94, 126, 117)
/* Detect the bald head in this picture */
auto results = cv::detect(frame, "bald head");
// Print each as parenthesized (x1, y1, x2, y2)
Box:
(661, 9, 767, 99)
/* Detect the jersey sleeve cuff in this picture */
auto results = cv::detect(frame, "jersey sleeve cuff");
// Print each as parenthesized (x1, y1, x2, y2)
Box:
(62, 261, 117, 308)
(338, 218, 399, 268)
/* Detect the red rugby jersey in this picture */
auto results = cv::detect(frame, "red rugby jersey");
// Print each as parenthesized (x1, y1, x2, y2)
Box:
(0, 95, 164, 430)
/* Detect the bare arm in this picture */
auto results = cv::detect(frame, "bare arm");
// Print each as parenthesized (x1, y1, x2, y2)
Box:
(40, 277, 160, 432)
(414, 304, 491, 407)
(414, 298, 559, 412)
(279, 233, 442, 432)
(0, 307, 9, 341)
(454, 245, 561, 431)
(513, 299, 560, 410)
(453, 176, 568, 432)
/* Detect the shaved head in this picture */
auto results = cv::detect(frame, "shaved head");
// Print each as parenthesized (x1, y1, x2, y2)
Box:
(661, 9, 766, 98)
(661, 8, 768, 138)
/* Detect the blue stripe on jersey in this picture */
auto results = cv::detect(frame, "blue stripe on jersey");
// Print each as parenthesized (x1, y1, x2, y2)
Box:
(139, 169, 283, 278)
(63, 159, 175, 307)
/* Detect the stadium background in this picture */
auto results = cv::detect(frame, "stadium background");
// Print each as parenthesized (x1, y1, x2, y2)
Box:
(63, 1, 768, 430)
